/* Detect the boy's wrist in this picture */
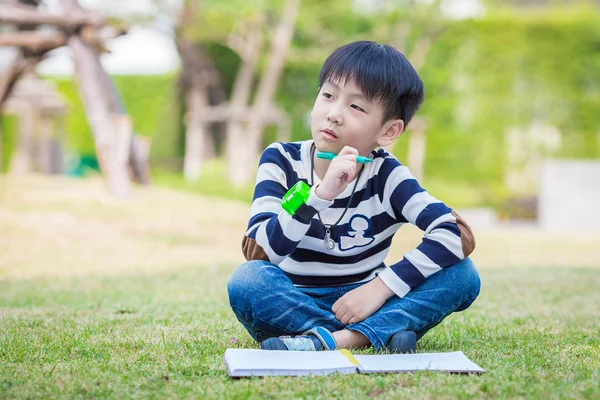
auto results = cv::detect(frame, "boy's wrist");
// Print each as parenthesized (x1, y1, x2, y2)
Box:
(371, 276, 395, 299)
(314, 183, 335, 201)
(307, 184, 334, 211)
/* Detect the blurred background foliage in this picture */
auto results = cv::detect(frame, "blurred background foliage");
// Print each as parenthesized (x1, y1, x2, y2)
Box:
(2, 1, 599, 209)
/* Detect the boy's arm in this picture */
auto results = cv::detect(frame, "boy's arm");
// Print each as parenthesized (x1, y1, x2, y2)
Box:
(378, 163, 476, 298)
(242, 143, 333, 264)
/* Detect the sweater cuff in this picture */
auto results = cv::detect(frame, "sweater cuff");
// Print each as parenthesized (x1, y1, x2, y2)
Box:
(306, 184, 334, 212)
(378, 268, 411, 298)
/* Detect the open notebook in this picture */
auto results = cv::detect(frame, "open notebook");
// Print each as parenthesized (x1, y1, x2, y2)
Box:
(225, 349, 485, 377)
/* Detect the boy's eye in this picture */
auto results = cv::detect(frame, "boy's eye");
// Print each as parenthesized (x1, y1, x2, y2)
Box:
(322, 92, 333, 99)
(351, 104, 365, 112)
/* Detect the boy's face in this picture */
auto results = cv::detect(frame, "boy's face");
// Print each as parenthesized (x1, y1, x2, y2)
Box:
(311, 77, 400, 157)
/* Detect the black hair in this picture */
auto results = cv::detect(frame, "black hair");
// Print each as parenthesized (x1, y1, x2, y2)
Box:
(318, 41, 424, 126)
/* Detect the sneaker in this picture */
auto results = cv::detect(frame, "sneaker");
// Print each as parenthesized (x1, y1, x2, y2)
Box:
(386, 330, 417, 354)
(260, 327, 337, 351)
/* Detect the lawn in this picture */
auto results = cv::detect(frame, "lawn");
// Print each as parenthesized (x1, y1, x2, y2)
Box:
(1, 176, 599, 399)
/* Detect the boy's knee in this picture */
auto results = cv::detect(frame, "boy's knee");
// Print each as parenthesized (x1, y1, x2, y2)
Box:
(463, 258, 481, 295)
(454, 257, 481, 304)
(228, 260, 264, 296)
(227, 260, 275, 307)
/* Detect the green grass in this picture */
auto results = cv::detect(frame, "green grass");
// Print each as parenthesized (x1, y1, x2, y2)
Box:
(1, 266, 599, 399)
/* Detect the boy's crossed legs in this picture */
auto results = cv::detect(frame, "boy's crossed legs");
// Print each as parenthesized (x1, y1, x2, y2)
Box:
(227, 258, 480, 352)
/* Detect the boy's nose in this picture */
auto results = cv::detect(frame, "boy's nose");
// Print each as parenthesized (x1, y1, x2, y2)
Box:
(326, 109, 343, 125)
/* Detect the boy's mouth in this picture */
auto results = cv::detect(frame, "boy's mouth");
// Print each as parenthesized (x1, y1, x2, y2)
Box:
(320, 129, 338, 140)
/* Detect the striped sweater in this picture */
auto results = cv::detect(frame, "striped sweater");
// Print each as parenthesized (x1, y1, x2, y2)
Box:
(242, 140, 475, 298)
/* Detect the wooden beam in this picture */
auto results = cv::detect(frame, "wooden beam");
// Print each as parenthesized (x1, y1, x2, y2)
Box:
(0, 31, 66, 51)
(0, 4, 105, 31)
(0, 52, 26, 109)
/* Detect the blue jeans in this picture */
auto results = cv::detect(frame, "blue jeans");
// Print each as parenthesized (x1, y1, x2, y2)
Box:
(227, 258, 480, 351)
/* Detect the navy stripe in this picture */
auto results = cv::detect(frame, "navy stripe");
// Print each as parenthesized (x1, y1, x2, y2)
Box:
(253, 180, 288, 201)
(260, 147, 299, 189)
(434, 222, 461, 237)
(415, 202, 452, 231)
(247, 225, 260, 239)
(329, 180, 378, 209)
(248, 211, 277, 231)
(389, 259, 426, 288)
(372, 147, 390, 159)
(418, 237, 461, 268)
(284, 264, 384, 286)
(375, 159, 403, 202)
(290, 236, 393, 264)
(281, 142, 303, 161)
(266, 218, 298, 257)
(390, 178, 425, 218)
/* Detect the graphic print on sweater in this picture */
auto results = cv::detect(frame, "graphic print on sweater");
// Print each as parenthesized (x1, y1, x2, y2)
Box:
(339, 215, 375, 251)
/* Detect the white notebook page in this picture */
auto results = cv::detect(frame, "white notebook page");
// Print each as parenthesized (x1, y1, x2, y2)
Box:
(225, 349, 357, 377)
(355, 351, 485, 374)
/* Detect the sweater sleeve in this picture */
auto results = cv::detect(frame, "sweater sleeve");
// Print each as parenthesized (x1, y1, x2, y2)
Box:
(377, 161, 476, 298)
(242, 143, 333, 264)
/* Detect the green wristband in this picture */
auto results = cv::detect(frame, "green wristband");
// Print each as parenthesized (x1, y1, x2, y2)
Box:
(282, 181, 311, 216)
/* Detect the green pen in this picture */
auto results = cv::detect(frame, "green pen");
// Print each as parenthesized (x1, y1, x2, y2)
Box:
(317, 152, 373, 163)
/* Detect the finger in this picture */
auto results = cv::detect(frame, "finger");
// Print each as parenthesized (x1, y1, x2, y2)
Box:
(347, 315, 363, 325)
(332, 299, 340, 313)
(341, 311, 353, 325)
(335, 306, 347, 322)
(336, 153, 359, 163)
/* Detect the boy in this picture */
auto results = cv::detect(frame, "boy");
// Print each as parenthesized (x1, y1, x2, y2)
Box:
(227, 41, 480, 353)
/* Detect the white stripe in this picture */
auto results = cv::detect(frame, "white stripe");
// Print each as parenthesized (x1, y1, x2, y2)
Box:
(425, 213, 456, 234)
(426, 228, 464, 259)
(252, 212, 312, 261)
(307, 184, 334, 212)
(277, 211, 309, 242)
(272, 143, 309, 180)
(250, 195, 281, 216)
(404, 248, 443, 278)
(402, 192, 441, 224)
(255, 162, 287, 186)
(295, 222, 404, 257)
(245, 221, 262, 236)
(382, 165, 414, 217)
(378, 268, 411, 298)
(255, 222, 281, 264)
(313, 193, 383, 226)
(279, 245, 392, 276)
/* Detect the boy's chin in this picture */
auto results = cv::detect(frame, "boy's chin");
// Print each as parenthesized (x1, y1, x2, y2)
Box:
(312, 136, 341, 152)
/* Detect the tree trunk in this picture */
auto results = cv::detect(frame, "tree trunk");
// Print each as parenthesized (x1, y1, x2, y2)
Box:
(60, 0, 130, 197)
(36, 112, 53, 173)
(183, 77, 208, 181)
(225, 20, 263, 185)
(9, 105, 35, 174)
(231, 0, 300, 186)
(95, 54, 151, 185)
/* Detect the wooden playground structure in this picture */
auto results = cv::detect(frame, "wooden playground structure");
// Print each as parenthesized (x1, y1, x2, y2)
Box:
(0, 0, 149, 197)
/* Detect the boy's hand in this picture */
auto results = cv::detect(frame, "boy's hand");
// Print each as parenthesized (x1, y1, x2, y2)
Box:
(332, 277, 395, 325)
(315, 146, 359, 201)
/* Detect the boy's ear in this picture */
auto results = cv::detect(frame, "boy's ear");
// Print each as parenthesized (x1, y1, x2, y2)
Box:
(377, 119, 405, 147)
